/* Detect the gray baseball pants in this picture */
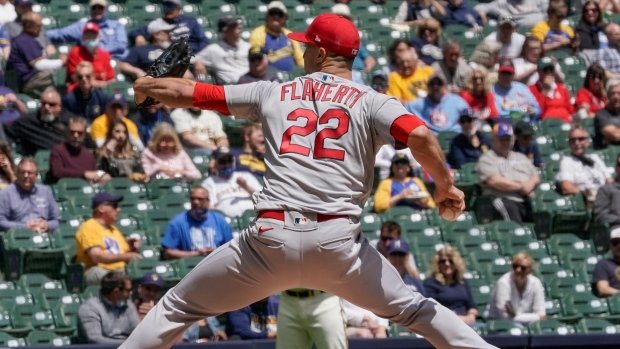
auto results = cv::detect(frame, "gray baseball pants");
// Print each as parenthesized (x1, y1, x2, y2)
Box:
(118, 211, 498, 349)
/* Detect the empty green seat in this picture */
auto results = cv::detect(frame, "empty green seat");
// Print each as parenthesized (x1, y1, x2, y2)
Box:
(563, 292, 609, 317)
(486, 320, 528, 335)
(18, 274, 64, 294)
(25, 330, 71, 346)
(52, 178, 96, 202)
(35, 289, 81, 312)
(51, 303, 78, 336)
(102, 178, 148, 199)
(81, 285, 100, 300)
(547, 233, 593, 256)
(548, 275, 590, 299)
(360, 213, 382, 240)
(0, 332, 26, 346)
(177, 256, 205, 277)
(21, 249, 66, 280)
(147, 179, 189, 199)
(437, 131, 459, 154)
(157, 194, 190, 212)
(126, 259, 180, 284)
(539, 118, 571, 138)
(529, 319, 576, 335)
(49, 227, 78, 250)
(575, 317, 618, 334)
(4, 229, 51, 250)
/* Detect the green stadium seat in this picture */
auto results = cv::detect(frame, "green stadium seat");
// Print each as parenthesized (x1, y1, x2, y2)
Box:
(437, 131, 459, 154)
(35, 288, 81, 312)
(486, 320, 528, 335)
(548, 275, 590, 299)
(69, 195, 95, 217)
(146, 178, 189, 199)
(3, 229, 51, 250)
(528, 319, 576, 335)
(539, 118, 571, 138)
(535, 257, 567, 279)
(360, 213, 382, 240)
(452, 234, 488, 255)
(157, 194, 190, 212)
(50, 303, 78, 336)
(407, 228, 443, 254)
(21, 249, 67, 280)
(238, 209, 257, 229)
(581, 117, 595, 136)
(102, 178, 148, 199)
(18, 274, 64, 294)
(177, 256, 205, 277)
(589, 222, 611, 254)
(126, 259, 180, 286)
(81, 286, 100, 300)
(499, 240, 550, 261)
(25, 330, 71, 346)
(442, 224, 486, 244)
(575, 318, 618, 334)
(52, 178, 97, 202)
(558, 250, 600, 270)
(388, 325, 417, 337)
(547, 234, 593, 256)
(50, 227, 78, 250)
(468, 279, 492, 314)
(531, 191, 588, 239)
(484, 259, 512, 281)
(0, 332, 26, 347)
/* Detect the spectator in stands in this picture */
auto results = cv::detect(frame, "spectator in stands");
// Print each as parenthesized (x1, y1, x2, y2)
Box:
(130, 0, 209, 54)
(130, 103, 173, 146)
(0, 85, 28, 125)
(76, 192, 142, 285)
(386, 49, 433, 104)
(95, 119, 145, 181)
(121, 18, 204, 80)
(61, 61, 109, 123)
(483, 15, 525, 60)
(514, 36, 565, 86)
(49, 117, 111, 185)
(405, 72, 468, 134)
(575, 63, 607, 119)
(202, 146, 262, 217)
(594, 153, 620, 225)
(476, 122, 539, 223)
(468, 40, 502, 84)
(487, 252, 546, 325)
(591, 228, 620, 297)
(4, 0, 55, 56)
(226, 296, 278, 340)
(0, 0, 16, 26)
(576, 1, 607, 53)
(78, 271, 140, 344)
(47, 0, 129, 59)
(424, 246, 479, 326)
(0, 142, 15, 190)
(528, 57, 574, 123)
(449, 109, 491, 169)
(460, 67, 499, 122)
(133, 272, 163, 321)
(431, 39, 471, 94)
(473, 0, 547, 27)
(491, 59, 541, 120)
(141, 123, 201, 182)
(411, 18, 443, 66)
(8, 12, 67, 94)
(387, 38, 414, 72)
(386, 237, 424, 293)
(7, 87, 74, 156)
(0, 26, 9, 85)
(342, 299, 388, 338)
(170, 107, 228, 155)
(375, 144, 418, 180)
(231, 123, 265, 179)
(237, 46, 282, 84)
(161, 186, 232, 260)
(531, 1, 579, 54)
(248, 1, 303, 72)
(374, 153, 435, 213)
(512, 121, 544, 168)
(596, 23, 620, 80)
(196, 16, 250, 85)
(442, 0, 484, 30)
(393, 0, 445, 27)
(90, 94, 144, 150)
(370, 221, 420, 279)
(370, 70, 388, 94)
(65, 22, 115, 90)
(0, 157, 59, 232)
(594, 79, 620, 149)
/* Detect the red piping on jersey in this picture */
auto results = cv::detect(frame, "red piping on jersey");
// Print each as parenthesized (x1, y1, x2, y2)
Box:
(390, 114, 426, 147)
(192, 82, 231, 115)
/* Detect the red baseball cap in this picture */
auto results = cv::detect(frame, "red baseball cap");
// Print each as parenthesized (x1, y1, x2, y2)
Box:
(287, 13, 360, 58)
(83, 22, 100, 34)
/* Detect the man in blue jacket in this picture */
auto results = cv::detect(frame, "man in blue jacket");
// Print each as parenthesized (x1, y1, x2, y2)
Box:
(62, 61, 109, 123)
(47, 0, 128, 59)
(442, 0, 484, 30)
(226, 296, 279, 340)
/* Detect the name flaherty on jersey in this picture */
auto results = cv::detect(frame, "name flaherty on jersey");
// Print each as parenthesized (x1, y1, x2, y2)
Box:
(279, 78, 367, 108)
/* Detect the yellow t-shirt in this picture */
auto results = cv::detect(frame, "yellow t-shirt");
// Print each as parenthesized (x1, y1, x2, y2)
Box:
(531, 21, 574, 44)
(90, 114, 141, 143)
(75, 218, 129, 271)
(386, 66, 434, 104)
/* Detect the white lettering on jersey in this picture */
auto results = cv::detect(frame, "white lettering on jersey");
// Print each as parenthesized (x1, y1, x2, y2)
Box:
(279, 80, 367, 108)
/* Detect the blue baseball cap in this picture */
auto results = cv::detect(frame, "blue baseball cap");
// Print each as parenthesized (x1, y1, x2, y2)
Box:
(91, 192, 123, 209)
(108, 93, 127, 108)
(493, 122, 514, 137)
(391, 153, 409, 165)
(387, 238, 410, 255)
(140, 272, 164, 288)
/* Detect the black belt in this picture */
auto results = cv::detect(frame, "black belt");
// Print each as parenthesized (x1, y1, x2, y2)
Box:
(285, 289, 324, 298)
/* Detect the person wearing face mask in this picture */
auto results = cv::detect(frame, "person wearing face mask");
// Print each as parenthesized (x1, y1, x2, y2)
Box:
(201, 146, 262, 218)
(65, 22, 115, 91)
(448, 109, 491, 169)
(161, 186, 232, 260)
(77, 271, 140, 344)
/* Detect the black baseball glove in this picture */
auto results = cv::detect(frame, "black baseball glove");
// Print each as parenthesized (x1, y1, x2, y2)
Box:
(135, 36, 194, 107)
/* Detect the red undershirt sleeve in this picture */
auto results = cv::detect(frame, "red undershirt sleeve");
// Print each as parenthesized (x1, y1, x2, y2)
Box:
(390, 114, 427, 146)
(191, 82, 231, 115)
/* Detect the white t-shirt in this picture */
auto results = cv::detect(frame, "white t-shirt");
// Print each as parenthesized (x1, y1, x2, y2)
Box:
(202, 171, 262, 217)
(487, 271, 546, 325)
(484, 32, 525, 60)
(512, 57, 565, 86)
(0, 3, 16, 26)
(196, 39, 251, 84)
(556, 153, 610, 191)
(170, 108, 228, 146)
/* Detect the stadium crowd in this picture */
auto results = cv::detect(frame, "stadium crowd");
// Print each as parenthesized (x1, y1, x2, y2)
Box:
(1, 0, 620, 346)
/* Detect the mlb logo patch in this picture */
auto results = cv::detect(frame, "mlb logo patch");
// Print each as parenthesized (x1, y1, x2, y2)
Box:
(294, 217, 308, 225)
(321, 74, 335, 83)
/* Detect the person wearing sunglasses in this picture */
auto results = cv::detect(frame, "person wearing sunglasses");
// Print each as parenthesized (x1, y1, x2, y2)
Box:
(575, 1, 608, 54)
(424, 247, 480, 327)
(487, 253, 546, 325)
(448, 109, 491, 169)
(62, 61, 110, 123)
(411, 17, 443, 66)
(528, 57, 574, 123)
(369, 70, 388, 94)
(531, 1, 579, 54)
(591, 228, 620, 297)
(593, 79, 620, 149)
(513, 36, 565, 87)
(574, 63, 607, 119)
(248, 1, 303, 72)
(238, 46, 283, 84)
(75, 192, 142, 286)
(460, 66, 499, 122)
(483, 15, 524, 61)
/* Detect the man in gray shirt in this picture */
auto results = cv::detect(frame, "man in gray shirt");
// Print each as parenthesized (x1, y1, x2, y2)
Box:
(431, 39, 471, 94)
(474, 0, 549, 27)
(476, 121, 539, 223)
(78, 271, 140, 344)
(0, 157, 60, 232)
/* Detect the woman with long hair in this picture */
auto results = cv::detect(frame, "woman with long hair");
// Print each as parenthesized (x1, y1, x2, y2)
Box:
(576, 1, 607, 51)
(96, 119, 145, 181)
(574, 63, 607, 119)
(411, 17, 443, 66)
(140, 123, 201, 182)
(468, 41, 502, 84)
(513, 36, 565, 85)
(0, 142, 16, 190)
(460, 66, 499, 121)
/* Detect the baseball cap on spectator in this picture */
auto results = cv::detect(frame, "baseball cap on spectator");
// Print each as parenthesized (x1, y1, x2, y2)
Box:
(15, 0, 33, 6)
(538, 57, 554, 69)
(331, 4, 353, 20)
(89, 0, 107, 7)
(459, 108, 477, 122)
(213, 146, 234, 162)
(147, 18, 176, 35)
(248, 46, 265, 60)
(428, 71, 446, 85)
(514, 121, 535, 137)
(83, 22, 100, 34)
(92, 192, 123, 209)
(498, 59, 515, 74)
(391, 153, 409, 165)
(372, 70, 387, 81)
(218, 16, 242, 32)
(108, 94, 127, 108)
(267, 1, 288, 15)
(387, 238, 409, 255)
(163, 0, 181, 6)
(140, 273, 164, 288)
(288, 13, 360, 58)
(611, 227, 620, 239)
(498, 15, 517, 27)
(493, 122, 514, 137)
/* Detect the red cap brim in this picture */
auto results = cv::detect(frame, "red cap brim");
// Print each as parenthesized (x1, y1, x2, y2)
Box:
(287, 32, 312, 44)
(498, 67, 515, 74)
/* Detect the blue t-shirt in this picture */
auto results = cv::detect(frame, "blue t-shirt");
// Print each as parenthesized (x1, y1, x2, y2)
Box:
(352, 44, 370, 72)
(123, 44, 163, 72)
(161, 211, 233, 252)
(404, 274, 426, 296)
(423, 277, 476, 316)
(513, 141, 545, 168)
(8, 32, 43, 85)
(405, 94, 467, 135)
